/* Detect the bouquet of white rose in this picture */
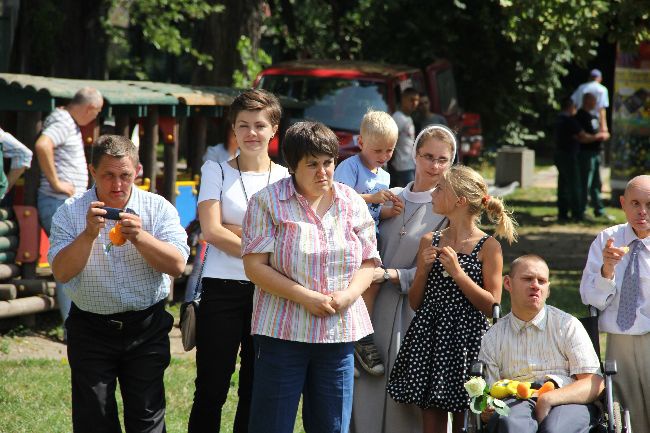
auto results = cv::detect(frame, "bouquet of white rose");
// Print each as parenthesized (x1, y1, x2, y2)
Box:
(464, 377, 510, 416)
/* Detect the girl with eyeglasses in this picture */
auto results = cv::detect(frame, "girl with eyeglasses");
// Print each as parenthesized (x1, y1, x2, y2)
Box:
(351, 125, 455, 433)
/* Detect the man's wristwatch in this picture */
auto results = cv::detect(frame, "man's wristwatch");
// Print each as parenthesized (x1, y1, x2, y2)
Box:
(383, 268, 391, 282)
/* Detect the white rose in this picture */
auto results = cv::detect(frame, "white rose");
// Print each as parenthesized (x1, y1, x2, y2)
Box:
(464, 376, 487, 398)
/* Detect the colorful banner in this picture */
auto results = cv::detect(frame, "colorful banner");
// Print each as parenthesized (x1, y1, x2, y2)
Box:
(610, 44, 650, 194)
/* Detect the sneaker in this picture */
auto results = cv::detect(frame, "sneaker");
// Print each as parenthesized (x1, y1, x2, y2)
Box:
(354, 336, 385, 376)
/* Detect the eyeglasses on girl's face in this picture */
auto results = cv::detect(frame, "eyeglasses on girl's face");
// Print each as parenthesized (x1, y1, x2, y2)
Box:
(417, 153, 450, 167)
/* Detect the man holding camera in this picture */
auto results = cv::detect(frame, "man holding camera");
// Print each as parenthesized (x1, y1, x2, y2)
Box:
(49, 135, 189, 433)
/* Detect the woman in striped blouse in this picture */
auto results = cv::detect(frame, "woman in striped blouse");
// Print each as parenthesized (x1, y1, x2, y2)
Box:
(242, 121, 381, 433)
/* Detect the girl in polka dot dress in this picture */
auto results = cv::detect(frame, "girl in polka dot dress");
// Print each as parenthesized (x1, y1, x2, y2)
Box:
(387, 165, 517, 433)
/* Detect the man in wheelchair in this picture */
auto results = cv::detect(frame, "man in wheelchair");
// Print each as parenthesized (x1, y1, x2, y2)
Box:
(478, 255, 604, 432)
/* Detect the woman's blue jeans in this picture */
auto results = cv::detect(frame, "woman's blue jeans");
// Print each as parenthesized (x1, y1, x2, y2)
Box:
(249, 335, 354, 433)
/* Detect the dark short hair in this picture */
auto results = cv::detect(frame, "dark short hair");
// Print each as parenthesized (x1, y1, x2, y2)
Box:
(560, 96, 574, 111)
(401, 87, 419, 99)
(282, 121, 339, 172)
(582, 92, 596, 103)
(228, 89, 282, 127)
(508, 254, 548, 277)
(92, 134, 139, 168)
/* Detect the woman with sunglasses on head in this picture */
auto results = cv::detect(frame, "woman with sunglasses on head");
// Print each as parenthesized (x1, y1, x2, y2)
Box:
(351, 126, 456, 433)
(188, 89, 290, 433)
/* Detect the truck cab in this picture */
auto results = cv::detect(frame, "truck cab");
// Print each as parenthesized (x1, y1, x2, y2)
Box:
(255, 59, 482, 161)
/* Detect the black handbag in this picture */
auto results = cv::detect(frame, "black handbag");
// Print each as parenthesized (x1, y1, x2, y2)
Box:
(180, 244, 208, 351)
(179, 162, 223, 351)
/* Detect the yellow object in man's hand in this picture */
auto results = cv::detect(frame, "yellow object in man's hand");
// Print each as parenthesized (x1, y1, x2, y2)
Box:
(490, 379, 519, 399)
(516, 382, 534, 399)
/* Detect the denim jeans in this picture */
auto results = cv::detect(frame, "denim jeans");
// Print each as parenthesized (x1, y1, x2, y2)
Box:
(249, 335, 354, 433)
(37, 193, 70, 323)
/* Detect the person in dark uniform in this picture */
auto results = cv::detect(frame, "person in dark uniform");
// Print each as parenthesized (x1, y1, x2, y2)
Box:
(554, 97, 583, 222)
(574, 93, 611, 220)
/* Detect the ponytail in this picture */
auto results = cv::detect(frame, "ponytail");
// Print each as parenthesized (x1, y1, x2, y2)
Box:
(483, 195, 518, 245)
(444, 165, 518, 245)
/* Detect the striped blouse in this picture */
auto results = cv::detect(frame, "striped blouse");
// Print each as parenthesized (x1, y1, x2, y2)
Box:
(241, 178, 381, 343)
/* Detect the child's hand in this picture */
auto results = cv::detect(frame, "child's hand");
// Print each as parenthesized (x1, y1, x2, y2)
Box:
(438, 246, 464, 279)
(417, 246, 438, 274)
(369, 189, 398, 204)
(381, 196, 404, 218)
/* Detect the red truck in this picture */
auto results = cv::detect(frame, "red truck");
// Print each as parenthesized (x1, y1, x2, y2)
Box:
(254, 59, 483, 161)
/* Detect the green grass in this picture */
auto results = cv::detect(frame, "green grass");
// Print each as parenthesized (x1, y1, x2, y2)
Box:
(0, 358, 197, 433)
(503, 186, 626, 228)
(0, 358, 305, 433)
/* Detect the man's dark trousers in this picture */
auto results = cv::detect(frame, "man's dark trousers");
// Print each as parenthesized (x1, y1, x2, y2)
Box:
(66, 301, 173, 433)
(554, 150, 582, 220)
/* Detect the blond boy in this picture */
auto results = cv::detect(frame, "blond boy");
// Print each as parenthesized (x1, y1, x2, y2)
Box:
(334, 110, 404, 376)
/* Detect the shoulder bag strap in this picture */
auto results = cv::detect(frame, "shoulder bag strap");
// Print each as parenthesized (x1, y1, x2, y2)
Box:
(192, 162, 225, 301)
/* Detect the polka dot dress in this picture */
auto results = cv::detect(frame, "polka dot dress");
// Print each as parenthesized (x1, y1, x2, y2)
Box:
(387, 231, 490, 412)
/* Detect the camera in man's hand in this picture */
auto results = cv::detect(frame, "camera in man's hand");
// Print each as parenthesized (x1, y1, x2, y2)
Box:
(101, 207, 123, 220)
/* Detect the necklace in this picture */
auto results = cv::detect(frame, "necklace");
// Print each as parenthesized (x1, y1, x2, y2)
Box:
(236, 155, 272, 202)
(441, 227, 476, 252)
(399, 201, 427, 237)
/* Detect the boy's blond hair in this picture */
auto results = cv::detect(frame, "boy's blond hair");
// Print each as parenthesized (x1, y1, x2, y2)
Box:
(360, 110, 398, 143)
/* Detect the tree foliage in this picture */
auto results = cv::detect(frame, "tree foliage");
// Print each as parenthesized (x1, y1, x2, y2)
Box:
(104, 0, 223, 80)
(265, 0, 650, 147)
(232, 36, 272, 88)
(9, 0, 650, 143)
(266, 0, 375, 60)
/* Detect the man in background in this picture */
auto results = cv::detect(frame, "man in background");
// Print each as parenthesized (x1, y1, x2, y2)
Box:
(572, 69, 609, 133)
(574, 93, 611, 220)
(413, 93, 447, 135)
(390, 87, 419, 187)
(35, 86, 103, 325)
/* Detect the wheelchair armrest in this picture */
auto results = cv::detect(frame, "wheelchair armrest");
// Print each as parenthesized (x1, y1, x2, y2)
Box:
(470, 360, 485, 377)
(604, 360, 617, 375)
(492, 303, 501, 324)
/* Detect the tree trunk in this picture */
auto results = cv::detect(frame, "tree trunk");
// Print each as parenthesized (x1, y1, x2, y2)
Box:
(192, 0, 264, 86)
(9, 0, 108, 78)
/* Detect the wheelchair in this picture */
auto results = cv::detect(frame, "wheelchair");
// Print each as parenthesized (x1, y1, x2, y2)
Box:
(462, 305, 633, 433)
